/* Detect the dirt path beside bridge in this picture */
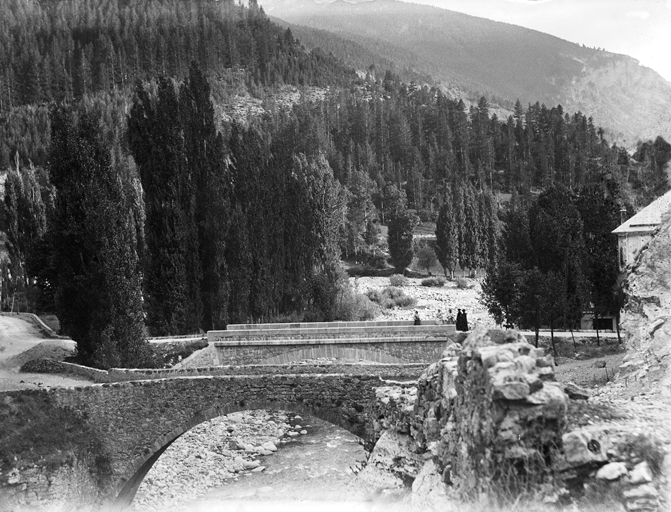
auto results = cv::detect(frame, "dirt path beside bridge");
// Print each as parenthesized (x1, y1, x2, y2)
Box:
(0, 315, 91, 391)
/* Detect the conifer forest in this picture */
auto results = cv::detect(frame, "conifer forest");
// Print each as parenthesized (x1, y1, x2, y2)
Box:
(1, 0, 669, 367)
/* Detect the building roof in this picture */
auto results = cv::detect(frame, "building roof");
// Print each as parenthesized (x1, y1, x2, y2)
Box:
(613, 189, 671, 235)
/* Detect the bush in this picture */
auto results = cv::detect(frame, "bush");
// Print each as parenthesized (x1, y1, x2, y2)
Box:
(335, 292, 379, 321)
(368, 253, 388, 269)
(366, 286, 417, 309)
(389, 274, 408, 287)
(456, 277, 475, 289)
(421, 277, 446, 287)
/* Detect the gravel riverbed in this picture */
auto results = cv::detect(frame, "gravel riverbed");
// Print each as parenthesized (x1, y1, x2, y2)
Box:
(352, 276, 491, 327)
(133, 410, 372, 511)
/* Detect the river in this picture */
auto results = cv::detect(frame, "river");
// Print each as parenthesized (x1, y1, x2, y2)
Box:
(133, 410, 406, 512)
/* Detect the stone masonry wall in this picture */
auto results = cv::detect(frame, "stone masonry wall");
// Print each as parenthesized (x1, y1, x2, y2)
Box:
(22, 359, 424, 383)
(213, 340, 446, 365)
(1, 459, 100, 512)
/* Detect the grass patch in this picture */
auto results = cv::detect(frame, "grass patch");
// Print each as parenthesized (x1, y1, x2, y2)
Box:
(151, 339, 208, 368)
(39, 314, 60, 333)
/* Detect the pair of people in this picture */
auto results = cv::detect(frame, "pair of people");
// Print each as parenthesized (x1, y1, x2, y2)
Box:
(456, 309, 469, 331)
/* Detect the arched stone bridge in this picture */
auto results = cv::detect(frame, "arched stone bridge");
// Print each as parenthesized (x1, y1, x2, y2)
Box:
(26, 372, 407, 508)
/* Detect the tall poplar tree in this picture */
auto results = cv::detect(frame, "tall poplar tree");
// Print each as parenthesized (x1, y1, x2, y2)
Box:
(128, 77, 203, 335)
(435, 189, 458, 278)
(48, 107, 151, 368)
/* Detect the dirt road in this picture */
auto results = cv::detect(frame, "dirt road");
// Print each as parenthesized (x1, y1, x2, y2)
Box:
(0, 314, 91, 391)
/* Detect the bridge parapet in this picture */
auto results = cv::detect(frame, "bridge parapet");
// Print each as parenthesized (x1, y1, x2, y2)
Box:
(225, 320, 417, 330)
(203, 321, 454, 365)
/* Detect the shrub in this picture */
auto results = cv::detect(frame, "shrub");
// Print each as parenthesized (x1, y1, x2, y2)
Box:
(456, 277, 475, 289)
(389, 274, 408, 287)
(366, 286, 417, 309)
(368, 253, 388, 269)
(421, 277, 446, 287)
(334, 287, 380, 321)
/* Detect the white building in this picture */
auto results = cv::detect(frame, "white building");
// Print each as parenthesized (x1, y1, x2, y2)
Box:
(612, 190, 671, 270)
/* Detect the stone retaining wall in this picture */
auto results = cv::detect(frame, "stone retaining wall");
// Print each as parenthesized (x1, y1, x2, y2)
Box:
(213, 339, 446, 365)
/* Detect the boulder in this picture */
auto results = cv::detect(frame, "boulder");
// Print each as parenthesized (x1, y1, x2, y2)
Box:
(564, 382, 591, 400)
(595, 462, 628, 480)
(629, 461, 653, 484)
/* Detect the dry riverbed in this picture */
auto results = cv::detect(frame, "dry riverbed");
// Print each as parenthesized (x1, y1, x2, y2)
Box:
(352, 276, 491, 327)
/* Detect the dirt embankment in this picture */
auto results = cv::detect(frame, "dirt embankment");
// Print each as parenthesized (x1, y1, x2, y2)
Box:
(0, 315, 90, 391)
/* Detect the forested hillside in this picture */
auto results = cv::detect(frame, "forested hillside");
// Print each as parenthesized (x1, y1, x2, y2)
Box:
(262, 0, 671, 147)
(0, 0, 669, 368)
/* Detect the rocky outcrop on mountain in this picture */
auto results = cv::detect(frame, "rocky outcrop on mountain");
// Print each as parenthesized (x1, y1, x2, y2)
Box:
(264, 0, 671, 147)
(566, 55, 671, 147)
(619, 211, 671, 397)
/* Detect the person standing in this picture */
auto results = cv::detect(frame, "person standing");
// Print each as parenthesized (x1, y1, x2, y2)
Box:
(456, 309, 463, 331)
(462, 310, 469, 331)
(414, 311, 421, 325)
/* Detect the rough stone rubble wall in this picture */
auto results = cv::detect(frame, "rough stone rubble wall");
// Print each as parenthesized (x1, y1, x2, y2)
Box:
(372, 328, 667, 510)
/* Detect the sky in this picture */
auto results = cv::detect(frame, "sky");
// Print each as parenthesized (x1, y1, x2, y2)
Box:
(404, 0, 671, 83)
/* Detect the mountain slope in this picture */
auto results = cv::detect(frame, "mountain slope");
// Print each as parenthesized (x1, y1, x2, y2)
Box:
(261, 0, 671, 146)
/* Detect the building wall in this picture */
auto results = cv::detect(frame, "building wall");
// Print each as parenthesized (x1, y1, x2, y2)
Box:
(618, 232, 652, 270)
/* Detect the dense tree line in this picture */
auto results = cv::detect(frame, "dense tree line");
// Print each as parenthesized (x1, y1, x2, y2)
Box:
(0, 0, 354, 112)
(435, 182, 498, 278)
(481, 184, 624, 350)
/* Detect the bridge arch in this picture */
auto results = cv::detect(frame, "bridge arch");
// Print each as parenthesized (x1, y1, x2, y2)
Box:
(259, 346, 410, 364)
(114, 399, 370, 508)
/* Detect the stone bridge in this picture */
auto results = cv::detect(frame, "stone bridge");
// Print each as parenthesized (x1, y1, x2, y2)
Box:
(5, 371, 416, 508)
(181, 320, 455, 367)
